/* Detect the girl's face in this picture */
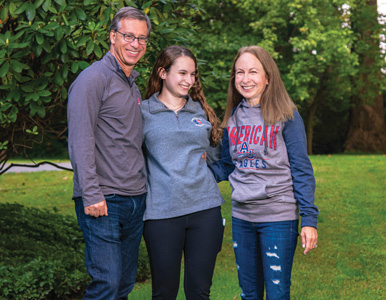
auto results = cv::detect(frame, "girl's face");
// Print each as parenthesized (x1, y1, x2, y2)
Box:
(160, 56, 196, 99)
(234, 52, 268, 105)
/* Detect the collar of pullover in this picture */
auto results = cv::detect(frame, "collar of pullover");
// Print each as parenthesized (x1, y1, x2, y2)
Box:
(104, 51, 140, 85)
(239, 98, 261, 109)
(147, 92, 200, 114)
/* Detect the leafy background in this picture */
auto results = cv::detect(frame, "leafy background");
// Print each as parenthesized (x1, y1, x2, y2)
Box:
(1, 0, 386, 162)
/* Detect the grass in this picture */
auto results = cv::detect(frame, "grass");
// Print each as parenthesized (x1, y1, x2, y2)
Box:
(0, 154, 385, 299)
(0, 170, 74, 214)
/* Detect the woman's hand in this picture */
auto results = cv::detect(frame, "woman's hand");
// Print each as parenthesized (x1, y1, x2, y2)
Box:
(301, 226, 318, 254)
(202, 152, 207, 160)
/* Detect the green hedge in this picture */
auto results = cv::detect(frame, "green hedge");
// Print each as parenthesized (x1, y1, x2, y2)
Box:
(0, 0, 201, 163)
(0, 203, 150, 299)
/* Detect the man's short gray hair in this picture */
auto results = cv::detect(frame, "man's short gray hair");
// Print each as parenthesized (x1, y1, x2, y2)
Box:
(110, 7, 151, 36)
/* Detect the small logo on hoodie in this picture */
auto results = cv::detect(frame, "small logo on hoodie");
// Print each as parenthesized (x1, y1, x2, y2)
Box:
(192, 118, 204, 126)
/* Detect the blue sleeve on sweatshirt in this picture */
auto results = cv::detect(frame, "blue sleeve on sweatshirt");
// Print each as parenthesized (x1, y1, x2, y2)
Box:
(283, 111, 319, 229)
(208, 127, 235, 182)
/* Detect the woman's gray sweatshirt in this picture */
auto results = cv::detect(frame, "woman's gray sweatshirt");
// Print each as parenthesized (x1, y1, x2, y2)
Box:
(210, 99, 318, 228)
(141, 93, 224, 221)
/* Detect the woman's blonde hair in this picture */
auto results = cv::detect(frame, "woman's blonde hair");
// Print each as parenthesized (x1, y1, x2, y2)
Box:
(146, 46, 222, 146)
(223, 45, 296, 126)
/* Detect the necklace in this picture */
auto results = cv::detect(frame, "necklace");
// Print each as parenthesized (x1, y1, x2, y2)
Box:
(158, 95, 186, 113)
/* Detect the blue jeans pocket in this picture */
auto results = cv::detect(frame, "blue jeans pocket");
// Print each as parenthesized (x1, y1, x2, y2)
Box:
(104, 194, 117, 200)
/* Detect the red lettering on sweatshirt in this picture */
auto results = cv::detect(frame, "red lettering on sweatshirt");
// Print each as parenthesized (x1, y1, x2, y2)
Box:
(259, 126, 268, 146)
(228, 127, 237, 146)
(228, 125, 279, 149)
(270, 125, 279, 150)
(236, 126, 245, 145)
(253, 125, 262, 144)
(249, 126, 256, 144)
(244, 125, 251, 142)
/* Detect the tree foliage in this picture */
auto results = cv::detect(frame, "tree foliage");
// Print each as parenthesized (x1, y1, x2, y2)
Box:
(191, 0, 384, 154)
(0, 0, 200, 166)
(284, 0, 358, 153)
(1, 0, 385, 160)
(345, 0, 386, 152)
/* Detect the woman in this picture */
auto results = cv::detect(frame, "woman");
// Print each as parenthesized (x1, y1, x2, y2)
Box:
(210, 45, 319, 300)
(141, 46, 225, 300)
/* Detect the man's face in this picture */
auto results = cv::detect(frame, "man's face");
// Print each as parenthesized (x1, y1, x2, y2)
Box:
(110, 18, 148, 76)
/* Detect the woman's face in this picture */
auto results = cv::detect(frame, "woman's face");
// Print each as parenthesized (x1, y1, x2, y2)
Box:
(160, 56, 196, 99)
(234, 52, 268, 105)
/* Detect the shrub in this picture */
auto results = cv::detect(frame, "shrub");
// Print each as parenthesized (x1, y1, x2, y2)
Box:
(0, 203, 150, 299)
(0, 0, 201, 163)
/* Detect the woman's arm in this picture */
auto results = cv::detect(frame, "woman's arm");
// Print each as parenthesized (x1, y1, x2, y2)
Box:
(283, 111, 319, 228)
(283, 111, 319, 254)
(208, 127, 235, 182)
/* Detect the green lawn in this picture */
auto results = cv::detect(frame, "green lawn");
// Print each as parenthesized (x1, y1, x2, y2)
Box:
(0, 154, 385, 299)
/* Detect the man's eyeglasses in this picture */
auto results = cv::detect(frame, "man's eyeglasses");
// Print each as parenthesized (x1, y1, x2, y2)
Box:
(115, 31, 149, 45)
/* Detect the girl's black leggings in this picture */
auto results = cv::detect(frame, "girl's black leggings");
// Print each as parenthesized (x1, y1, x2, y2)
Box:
(143, 206, 224, 300)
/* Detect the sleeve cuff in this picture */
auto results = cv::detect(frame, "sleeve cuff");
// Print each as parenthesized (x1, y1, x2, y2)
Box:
(301, 215, 318, 229)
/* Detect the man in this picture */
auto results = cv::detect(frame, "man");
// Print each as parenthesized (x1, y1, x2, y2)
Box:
(67, 7, 151, 299)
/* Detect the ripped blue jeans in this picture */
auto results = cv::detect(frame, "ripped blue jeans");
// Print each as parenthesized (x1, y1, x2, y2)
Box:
(232, 217, 299, 300)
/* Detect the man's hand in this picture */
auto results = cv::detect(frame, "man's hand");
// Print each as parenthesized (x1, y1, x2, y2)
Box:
(84, 200, 108, 218)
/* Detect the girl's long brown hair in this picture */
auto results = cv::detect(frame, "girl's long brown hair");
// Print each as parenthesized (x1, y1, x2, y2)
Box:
(146, 46, 222, 146)
(223, 45, 296, 127)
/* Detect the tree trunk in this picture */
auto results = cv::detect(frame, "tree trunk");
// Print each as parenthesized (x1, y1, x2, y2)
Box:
(345, 0, 386, 153)
(305, 69, 329, 155)
(306, 92, 323, 155)
(345, 94, 386, 152)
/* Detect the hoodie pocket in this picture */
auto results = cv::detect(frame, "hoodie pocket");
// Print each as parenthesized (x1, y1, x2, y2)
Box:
(230, 176, 271, 204)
